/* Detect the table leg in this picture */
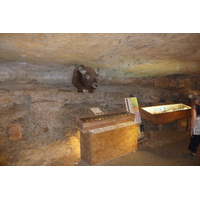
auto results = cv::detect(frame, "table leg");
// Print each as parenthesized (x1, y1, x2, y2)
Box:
(158, 125, 162, 143)
(148, 121, 150, 139)
(186, 118, 190, 134)
(175, 120, 178, 131)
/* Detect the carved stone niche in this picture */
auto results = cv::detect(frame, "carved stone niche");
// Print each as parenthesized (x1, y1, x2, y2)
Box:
(8, 123, 22, 140)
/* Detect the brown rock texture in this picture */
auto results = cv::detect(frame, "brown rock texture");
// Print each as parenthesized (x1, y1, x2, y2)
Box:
(8, 123, 22, 140)
(0, 33, 200, 82)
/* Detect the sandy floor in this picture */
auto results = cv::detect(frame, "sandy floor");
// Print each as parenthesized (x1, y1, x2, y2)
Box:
(1, 126, 199, 166)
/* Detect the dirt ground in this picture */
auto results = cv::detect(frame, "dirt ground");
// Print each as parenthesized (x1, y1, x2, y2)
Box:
(1, 126, 199, 166)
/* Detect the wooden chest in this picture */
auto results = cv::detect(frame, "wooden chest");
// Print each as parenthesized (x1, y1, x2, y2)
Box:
(80, 122, 138, 166)
(75, 111, 137, 165)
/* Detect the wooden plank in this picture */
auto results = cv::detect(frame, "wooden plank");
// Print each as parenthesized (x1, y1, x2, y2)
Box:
(75, 111, 135, 132)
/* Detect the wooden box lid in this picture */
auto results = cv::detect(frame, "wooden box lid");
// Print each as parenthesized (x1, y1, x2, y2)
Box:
(75, 111, 135, 133)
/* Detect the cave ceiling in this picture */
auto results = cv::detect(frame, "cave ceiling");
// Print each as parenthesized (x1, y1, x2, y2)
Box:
(0, 33, 200, 78)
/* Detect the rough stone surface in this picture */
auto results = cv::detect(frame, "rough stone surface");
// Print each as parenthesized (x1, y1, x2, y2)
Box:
(0, 81, 198, 166)
(0, 33, 200, 81)
(0, 33, 200, 166)
(8, 123, 22, 140)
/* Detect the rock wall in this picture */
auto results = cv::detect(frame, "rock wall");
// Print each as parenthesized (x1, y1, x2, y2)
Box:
(0, 63, 199, 165)
(1, 61, 200, 91)
(0, 76, 198, 165)
(0, 60, 199, 166)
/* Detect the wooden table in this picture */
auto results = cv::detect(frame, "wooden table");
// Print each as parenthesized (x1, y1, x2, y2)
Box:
(140, 103, 191, 142)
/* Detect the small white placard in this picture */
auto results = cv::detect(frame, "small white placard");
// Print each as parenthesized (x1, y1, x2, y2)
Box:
(90, 107, 104, 115)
